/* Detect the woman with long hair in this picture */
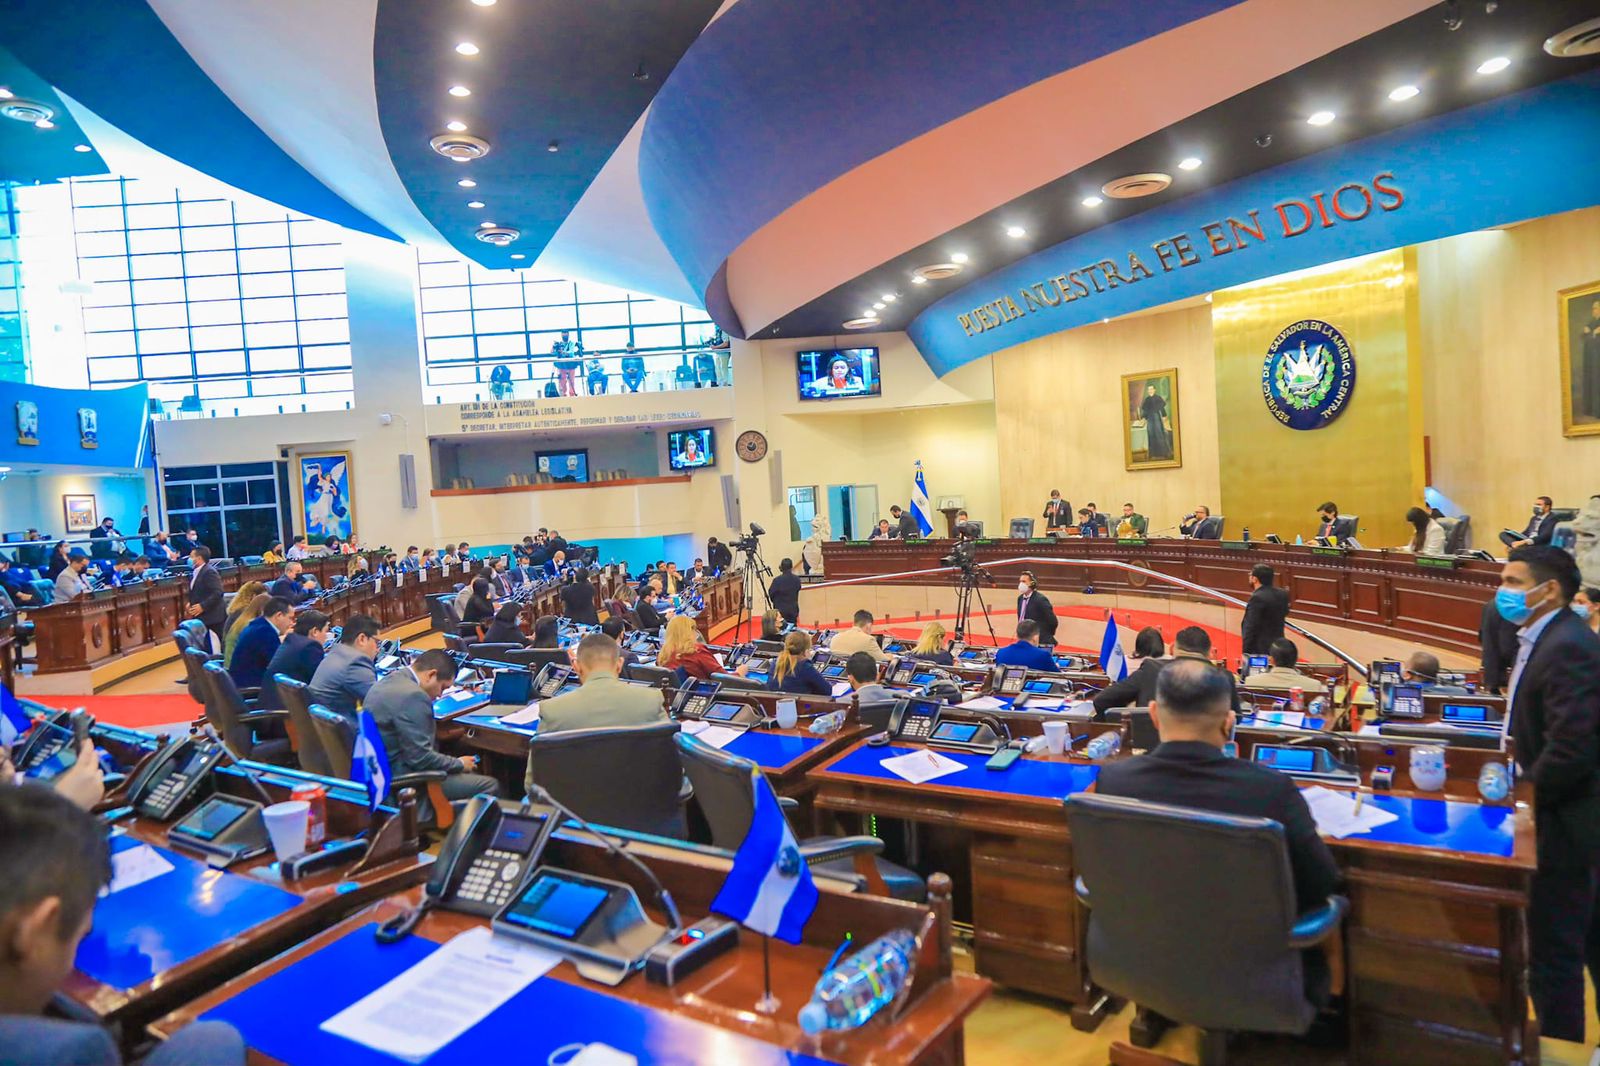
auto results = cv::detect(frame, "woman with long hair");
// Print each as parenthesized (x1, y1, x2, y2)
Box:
(462, 578, 496, 625)
(44, 540, 71, 580)
(483, 602, 530, 646)
(1401, 506, 1445, 554)
(260, 541, 285, 566)
(223, 590, 270, 667)
(909, 622, 954, 665)
(759, 610, 785, 642)
(530, 614, 561, 649)
(658, 615, 724, 680)
(767, 630, 831, 696)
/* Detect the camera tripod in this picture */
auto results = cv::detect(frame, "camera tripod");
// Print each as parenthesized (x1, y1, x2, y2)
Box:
(950, 566, 999, 645)
(734, 542, 774, 640)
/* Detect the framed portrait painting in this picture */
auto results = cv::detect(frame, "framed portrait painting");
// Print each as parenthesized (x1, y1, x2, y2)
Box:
(63, 494, 97, 533)
(1122, 368, 1182, 471)
(297, 452, 354, 544)
(1560, 279, 1600, 438)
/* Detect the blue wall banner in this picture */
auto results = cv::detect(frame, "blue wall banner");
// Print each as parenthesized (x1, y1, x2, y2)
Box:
(908, 70, 1600, 376)
(0, 382, 151, 470)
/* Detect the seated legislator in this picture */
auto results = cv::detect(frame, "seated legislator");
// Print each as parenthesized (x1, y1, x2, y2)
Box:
(1095, 658, 1342, 1000)
(845, 651, 895, 705)
(657, 615, 726, 681)
(529, 614, 561, 649)
(1092, 626, 1169, 716)
(258, 609, 329, 710)
(52, 550, 91, 602)
(559, 569, 601, 626)
(635, 577, 666, 631)
(269, 561, 311, 606)
(1179, 505, 1212, 538)
(228, 596, 293, 690)
(0, 559, 42, 608)
(1401, 650, 1470, 695)
(533, 633, 667, 742)
(1314, 501, 1341, 542)
(1076, 508, 1102, 537)
(0, 786, 247, 1066)
(455, 570, 493, 621)
(1114, 502, 1148, 538)
(994, 619, 1057, 673)
(307, 613, 380, 721)
(768, 558, 803, 625)
(1242, 563, 1290, 657)
(601, 617, 641, 666)
(460, 578, 496, 627)
(868, 518, 895, 541)
(908, 621, 955, 666)
(766, 630, 832, 697)
(221, 590, 269, 668)
(482, 603, 530, 647)
(1247, 639, 1325, 692)
(829, 610, 889, 663)
(1400, 506, 1446, 554)
(1502, 495, 1559, 549)
(759, 610, 787, 642)
(365, 648, 498, 805)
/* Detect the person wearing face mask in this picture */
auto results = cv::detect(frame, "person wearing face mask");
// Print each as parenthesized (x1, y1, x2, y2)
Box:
(1502, 496, 1559, 550)
(1498, 545, 1600, 1044)
(1574, 587, 1600, 637)
(1042, 490, 1072, 534)
(1016, 570, 1058, 648)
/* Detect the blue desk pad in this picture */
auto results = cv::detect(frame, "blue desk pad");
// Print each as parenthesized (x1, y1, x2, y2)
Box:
(77, 837, 300, 990)
(453, 712, 539, 734)
(200, 923, 835, 1065)
(724, 731, 825, 769)
(825, 744, 1099, 801)
(433, 691, 488, 718)
(1310, 789, 1518, 858)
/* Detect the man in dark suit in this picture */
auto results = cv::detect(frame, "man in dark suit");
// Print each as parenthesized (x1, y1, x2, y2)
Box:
(361, 649, 499, 811)
(1479, 598, 1520, 694)
(1096, 658, 1341, 998)
(890, 505, 919, 539)
(1315, 502, 1339, 541)
(258, 609, 330, 710)
(1042, 490, 1071, 533)
(228, 596, 292, 690)
(1502, 545, 1600, 1043)
(269, 561, 311, 606)
(1016, 570, 1057, 647)
(560, 569, 601, 626)
(1092, 627, 1168, 715)
(768, 557, 803, 625)
(1504, 496, 1560, 550)
(1241, 563, 1290, 657)
(184, 546, 226, 650)
(707, 536, 734, 572)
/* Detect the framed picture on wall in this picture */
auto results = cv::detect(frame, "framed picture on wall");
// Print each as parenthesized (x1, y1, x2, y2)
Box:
(297, 452, 354, 544)
(1122, 368, 1183, 470)
(1560, 279, 1600, 438)
(63, 494, 97, 533)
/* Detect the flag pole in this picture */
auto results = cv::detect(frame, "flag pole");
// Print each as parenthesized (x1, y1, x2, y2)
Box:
(756, 933, 779, 1014)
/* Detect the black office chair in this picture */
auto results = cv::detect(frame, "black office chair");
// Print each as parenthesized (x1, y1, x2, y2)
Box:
(1334, 514, 1358, 541)
(200, 661, 292, 764)
(675, 733, 925, 901)
(526, 721, 688, 839)
(710, 670, 766, 692)
(306, 704, 455, 829)
(273, 676, 332, 777)
(1194, 515, 1225, 540)
(174, 631, 211, 705)
(504, 647, 569, 671)
(1065, 793, 1346, 1065)
(857, 699, 901, 732)
(625, 662, 678, 687)
(750, 638, 785, 654)
(1444, 514, 1472, 554)
(465, 642, 524, 665)
(442, 633, 470, 656)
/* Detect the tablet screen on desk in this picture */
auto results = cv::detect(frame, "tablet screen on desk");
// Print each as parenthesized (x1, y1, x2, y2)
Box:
(490, 815, 545, 855)
(931, 722, 980, 743)
(177, 797, 250, 841)
(502, 874, 608, 940)
(1442, 704, 1489, 722)
(704, 702, 746, 722)
(1023, 680, 1055, 694)
(489, 671, 533, 705)
(822, 664, 846, 678)
(911, 672, 937, 685)
(958, 649, 982, 660)
(1252, 747, 1316, 773)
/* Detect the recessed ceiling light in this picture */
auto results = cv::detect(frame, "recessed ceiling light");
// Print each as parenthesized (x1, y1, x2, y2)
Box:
(1081, 195, 1103, 207)
(882, 294, 897, 303)
(457, 178, 477, 188)
(34, 119, 53, 129)
(73, 143, 91, 153)
(547, 140, 560, 152)
(1204, 293, 1213, 303)
(466, 200, 485, 208)
(1005, 225, 1027, 238)
(1476, 56, 1510, 75)
(1307, 110, 1336, 126)
(862, 310, 877, 318)
(455, 42, 480, 56)
(511, 253, 525, 260)
(873, 302, 886, 310)
(910, 275, 927, 284)
(479, 220, 495, 228)
(448, 85, 472, 97)
(949, 251, 969, 264)
(1388, 84, 1420, 101)
(1177, 157, 1202, 171)
(446, 120, 468, 132)
(0, 88, 12, 100)
(470, 0, 496, 6)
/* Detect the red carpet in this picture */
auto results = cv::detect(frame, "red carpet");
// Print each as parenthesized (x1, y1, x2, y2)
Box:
(23, 694, 198, 730)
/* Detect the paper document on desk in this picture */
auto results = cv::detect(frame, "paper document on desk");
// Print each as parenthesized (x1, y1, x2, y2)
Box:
(680, 721, 743, 749)
(958, 695, 1007, 711)
(1301, 786, 1399, 839)
(499, 701, 540, 726)
(1251, 711, 1306, 729)
(102, 844, 175, 896)
(830, 681, 852, 698)
(880, 749, 966, 784)
(320, 926, 558, 1061)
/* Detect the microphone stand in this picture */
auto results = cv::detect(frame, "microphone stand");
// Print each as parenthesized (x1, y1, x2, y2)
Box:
(526, 784, 682, 935)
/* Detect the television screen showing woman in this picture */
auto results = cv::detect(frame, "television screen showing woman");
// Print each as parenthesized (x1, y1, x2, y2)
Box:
(796, 348, 881, 400)
(668, 428, 715, 470)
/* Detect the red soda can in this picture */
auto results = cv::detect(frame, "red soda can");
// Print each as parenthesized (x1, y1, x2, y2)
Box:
(1289, 687, 1306, 714)
(291, 783, 327, 848)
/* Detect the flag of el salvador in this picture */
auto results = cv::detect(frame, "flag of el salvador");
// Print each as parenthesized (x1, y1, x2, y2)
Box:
(351, 709, 392, 813)
(710, 766, 818, 943)
(910, 461, 934, 537)
(1099, 613, 1129, 682)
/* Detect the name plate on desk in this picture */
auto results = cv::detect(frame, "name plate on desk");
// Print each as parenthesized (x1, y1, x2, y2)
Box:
(1027, 537, 1055, 544)
(1115, 538, 1148, 546)
(1310, 546, 1346, 558)
(1415, 554, 1461, 570)
(1219, 540, 1252, 551)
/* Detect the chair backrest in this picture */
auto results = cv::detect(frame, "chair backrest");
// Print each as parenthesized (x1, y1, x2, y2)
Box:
(751, 639, 785, 654)
(442, 633, 470, 655)
(1444, 514, 1472, 553)
(179, 618, 212, 653)
(1008, 517, 1035, 539)
(858, 699, 901, 732)
(625, 662, 678, 687)
(710, 671, 766, 692)
(504, 647, 569, 671)
(426, 595, 454, 632)
(1064, 792, 1314, 1034)
(274, 676, 333, 776)
(1335, 515, 1359, 541)
(1195, 515, 1225, 540)
(465, 642, 524, 665)
(527, 721, 686, 838)
(675, 731, 766, 850)
(307, 703, 356, 780)
(201, 660, 264, 760)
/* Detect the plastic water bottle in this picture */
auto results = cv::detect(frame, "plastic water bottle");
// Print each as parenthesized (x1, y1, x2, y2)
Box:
(798, 929, 917, 1034)
(808, 710, 844, 735)
(1084, 732, 1122, 761)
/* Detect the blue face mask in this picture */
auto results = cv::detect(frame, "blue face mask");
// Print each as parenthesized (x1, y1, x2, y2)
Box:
(1496, 583, 1547, 625)
(1574, 602, 1592, 621)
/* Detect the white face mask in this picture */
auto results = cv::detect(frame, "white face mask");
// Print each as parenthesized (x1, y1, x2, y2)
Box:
(1018, 582, 1030, 594)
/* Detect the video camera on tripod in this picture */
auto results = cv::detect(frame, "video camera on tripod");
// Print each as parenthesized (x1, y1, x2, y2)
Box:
(730, 522, 766, 554)
(940, 523, 990, 578)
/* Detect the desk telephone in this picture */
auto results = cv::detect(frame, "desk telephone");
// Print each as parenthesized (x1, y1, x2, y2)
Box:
(426, 796, 554, 916)
(993, 665, 1028, 696)
(883, 696, 943, 741)
(124, 734, 228, 821)
(887, 657, 941, 688)
(12, 710, 92, 781)
(671, 680, 721, 719)
(533, 663, 576, 699)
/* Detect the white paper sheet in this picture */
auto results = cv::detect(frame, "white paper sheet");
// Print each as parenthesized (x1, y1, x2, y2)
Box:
(499, 701, 541, 726)
(957, 695, 1007, 711)
(1301, 786, 1400, 839)
(102, 844, 175, 896)
(830, 681, 852, 698)
(320, 927, 559, 1062)
(681, 723, 743, 749)
(880, 749, 966, 784)
(1250, 710, 1307, 728)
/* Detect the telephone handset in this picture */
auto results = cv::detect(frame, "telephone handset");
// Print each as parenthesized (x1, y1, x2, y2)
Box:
(424, 795, 552, 915)
(671, 679, 721, 719)
(886, 696, 943, 741)
(533, 663, 575, 699)
(13, 710, 92, 778)
(124, 734, 227, 821)
(993, 665, 1028, 696)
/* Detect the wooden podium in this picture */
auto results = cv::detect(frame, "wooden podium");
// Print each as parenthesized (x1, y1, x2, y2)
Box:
(939, 506, 963, 538)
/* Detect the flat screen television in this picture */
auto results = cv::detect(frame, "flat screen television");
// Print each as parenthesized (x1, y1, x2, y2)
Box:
(536, 449, 589, 484)
(667, 427, 715, 471)
(797, 347, 881, 400)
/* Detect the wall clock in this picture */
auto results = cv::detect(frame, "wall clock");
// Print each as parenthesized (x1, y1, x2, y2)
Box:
(736, 429, 768, 462)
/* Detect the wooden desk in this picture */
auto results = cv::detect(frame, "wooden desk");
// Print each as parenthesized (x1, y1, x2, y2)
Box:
(149, 828, 990, 1066)
(807, 736, 1536, 1065)
(66, 764, 430, 1042)
(821, 539, 1498, 656)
